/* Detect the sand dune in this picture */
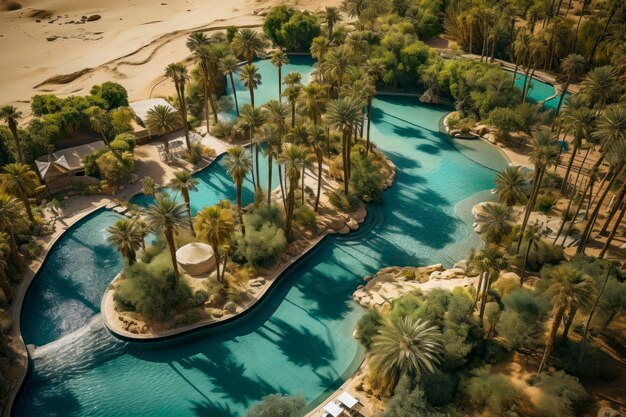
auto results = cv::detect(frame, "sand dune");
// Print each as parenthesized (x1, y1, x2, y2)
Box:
(0, 0, 338, 117)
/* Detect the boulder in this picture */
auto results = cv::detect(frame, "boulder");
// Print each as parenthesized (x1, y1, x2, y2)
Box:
(86, 14, 101, 21)
(346, 218, 359, 231)
(339, 225, 350, 235)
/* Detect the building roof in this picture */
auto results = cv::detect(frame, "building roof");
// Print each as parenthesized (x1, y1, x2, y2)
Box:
(37, 141, 107, 174)
(35, 156, 71, 179)
(129, 98, 176, 123)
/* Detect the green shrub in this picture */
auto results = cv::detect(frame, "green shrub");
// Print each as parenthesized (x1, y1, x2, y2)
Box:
(210, 121, 234, 138)
(460, 366, 524, 415)
(234, 203, 287, 267)
(534, 371, 587, 417)
(496, 290, 550, 352)
(379, 380, 432, 417)
(90, 82, 129, 110)
(355, 310, 382, 350)
(350, 152, 384, 202)
(328, 190, 359, 212)
(83, 149, 107, 178)
(0, 310, 12, 334)
(293, 206, 317, 231)
(535, 192, 559, 213)
(110, 138, 131, 153)
(243, 394, 305, 417)
(541, 172, 563, 189)
(421, 370, 456, 407)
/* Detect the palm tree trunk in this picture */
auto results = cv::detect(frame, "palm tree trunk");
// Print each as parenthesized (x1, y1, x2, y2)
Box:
(517, 166, 545, 252)
(599, 202, 625, 258)
(315, 154, 323, 212)
(229, 72, 239, 117)
(511, 61, 519, 88)
(572, 0, 588, 50)
(291, 102, 296, 129)
(520, 239, 533, 284)
(21, 193, 35, 225)
(267, 154, 273, 205)
(572, 148, 590, 192)
(236, 183, 244, 234)
(214, 247, 222, 282)
(208, 93, 219, 124)
(183, 193, 195, 237)
(554, 79, 570, 117)
(553, 184, 578, 243)
(301, 167, 306, 205)
(578, 166, 624, 253)
(561, 175, 594, 246)
(479, 272, 492, 322)
(366, 97, 373, 156)
(561, 306, 577, 342)
(278, 66, 282, 99)
(255, 144, 261, 190)
(165, 229, 180, 284)
(561, 143, 579, 193)
(204, 80, 211, 130)
(470, 272, 485, 315)
(598, 181, 626, 236)
(7, 233, 23, 267)
(342, 132, 349, 195)
(249, 86, 255, 107)
(8, 123, 24, 164)
(278, 164, 287, 210)
(538, 305, 566, 374)
(285, 178, 296, 236)
(177, 84, 191, 152)
(587, 2, 618, 66)
(578, 265, 612, 367)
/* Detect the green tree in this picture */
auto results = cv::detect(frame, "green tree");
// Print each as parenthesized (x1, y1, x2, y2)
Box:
(0, 163, 40, 225)
(474, 203, 514, 245)
(145, 105, 181, 136)
(193, 44, 223, 126)
(579, 66, 619, 111)
(239, 64, 262, 107)
(221, 55, 240, 117)
(186, 31, 210, 52)
(326, 97, 362, 194)
(165, 62, 191, 151)
(280, 144, 309, 237)
(258, 124, 282, 205)
(224, 146, 253, 229)
(146, 194, 187, 283)
(86, 106, 112, 145)
(322, 6, 342, 38)
(537, 264, 595, 374)
(270, 50, 289, 99)
(554, 54, 586, 117)
(106, 218, 144, 265)
(240, 104, 267, 190)
(520, 221, 542, 283)
(0, 193, 26, 266)
(0, 105, 24, 163)
(169, 170, 199, 236)
(369, 316, 443, 395)
(495, 166, 529, 206)
(468, 247, 508, 321)
(90, 82, 129, 109)
(560, 105, 594, 193)
(232, 28, 266, 64)
(194, 205, 234, 282)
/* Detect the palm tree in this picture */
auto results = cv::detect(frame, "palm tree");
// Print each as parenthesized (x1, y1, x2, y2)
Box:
(586, 0, 620, 65)
(308, 125, 327, 211)
(270, 50, 289, 99)
(0, 105, 24, 163)
(474, 202, 514, 245)
(0, 193, 26, 266)
(0, 163, 40, 225)
(537, 264, 595, 374)
(283, 84, 303, 129)
(280, 144, 309, 237)
(258, 124, 281, 205)
(579, 66, 619, 111)
(517, 130, 560, 252)
(194, 44, 222, 126)
(369, 317, 443, 394)
(141, 177, 157, 197)
(186, 31, 210, 52)
(165, 62, 191, 151)
(599, 201, 626, 258)
(322, 6, 342, 38)
(560, 105, 594, 192)
(194, 205, 234, 282)
(297, 84, 327, 126)
(231, 28, 265, 64)
(106, 218, 144, 265)
(240, 104, 267, 190)
(326, 97, 362, 194)
(554, 54, 586, 117)
(88, 107, 111, 145)
(169, 170, 199, 235)
(221, 55, 240, 117)
(310, 36, 330, 63)
(0, 232, 12, 301)
(519, 221, 542, 283)
(239, 64, 261, 107)
(468, 247, 508, 321)
(145, 105, 181, 137)
(341, 0, 369, 19)
(146, 194, 187, 283)
(224, 146, 253, 229)
(494, 166, 530, 206)
(263, 100, 289, 206)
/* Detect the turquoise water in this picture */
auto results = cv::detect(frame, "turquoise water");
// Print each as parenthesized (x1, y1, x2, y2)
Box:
(14, 58, 508, 417)
(514, 73, 568, 110)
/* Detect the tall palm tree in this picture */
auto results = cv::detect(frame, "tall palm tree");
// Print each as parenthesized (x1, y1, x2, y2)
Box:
(599, 201, 625, 258)
(537, 264, 595, 374)
(468, 247, 508, 321)
(221, 55, 240, 117)
(0, 105, 24, 163)
(494, 166, 530, 206)
(283, 84, 303, 129)
(511, 28, 531, 88)
(517, 130, 560, 252)
(145, 105, 181, 137)
(0, 163, 40, 225)
(280, 144, 309, 237)
(165, 62, 191, 151)
(169, 170, 199, 236)
(369, 317, 443, 394)
(322, 6, 342, 38)
(326, 97, 362, 194)
(88, 107, 111, 145)
(298, 84, 327, 126)
(270, 50, 289, 99)
(106, 218, 144, 265)
(519, 221, 542, 283)
(186, 31, 210, 52)
(240, 104, 267, 190)
(239, 64, 261, 107)
(231, 28, 265, 64)
(258, 124, 281, 205)
(308, 125, 327, 212)
(146, 194, 187, 283)
(224, 146, 253, 229)
(194, 44, 222, 126)
(475, 203, 515, 245)
(579, 66, 619, 111)
(263, 100, 289, 206)
(0, 193, 26, 266)
(554, 54, 586, 117)
(194, 205, 234, 282)
(560, 105, 595, 192)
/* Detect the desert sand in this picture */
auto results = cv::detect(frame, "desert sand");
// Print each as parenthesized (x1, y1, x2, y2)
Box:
(0, 0, 338, 118)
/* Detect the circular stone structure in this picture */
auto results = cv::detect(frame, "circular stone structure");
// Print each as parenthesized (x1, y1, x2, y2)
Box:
(176, 242, 215, 276)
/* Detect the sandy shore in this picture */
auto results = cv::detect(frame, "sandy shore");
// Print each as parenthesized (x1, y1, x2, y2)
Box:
(0, 0, 338, 117)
